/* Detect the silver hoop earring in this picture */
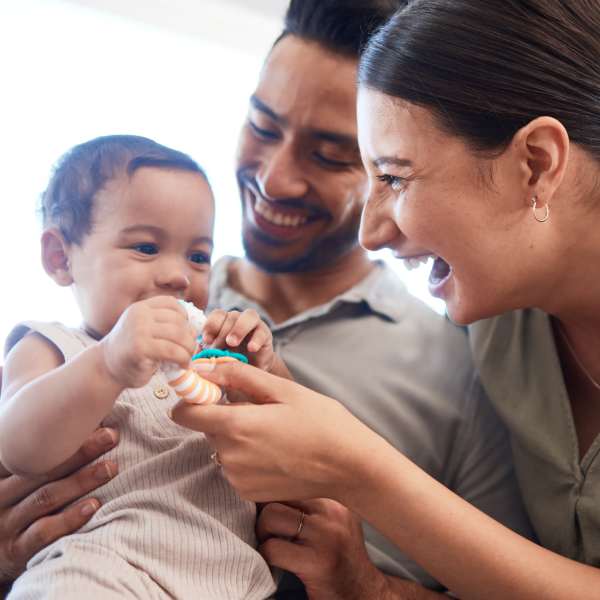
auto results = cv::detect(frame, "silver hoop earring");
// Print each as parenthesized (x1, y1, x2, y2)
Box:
(532, 196, 549, 223)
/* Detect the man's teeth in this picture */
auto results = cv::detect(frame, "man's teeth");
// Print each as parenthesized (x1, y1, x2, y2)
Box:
(254, 198, 308, 227)
(403, 255, 435, 271)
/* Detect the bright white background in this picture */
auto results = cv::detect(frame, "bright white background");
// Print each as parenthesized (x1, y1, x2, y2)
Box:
(0, 0, 443, 348)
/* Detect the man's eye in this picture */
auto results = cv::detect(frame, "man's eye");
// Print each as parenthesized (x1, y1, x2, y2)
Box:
(189, 252, 211, 265)
(376, 174, 407, 192)
(248, 120, 279, 140)
(132, 243, 158, 255)
(314, 152, 355, 169)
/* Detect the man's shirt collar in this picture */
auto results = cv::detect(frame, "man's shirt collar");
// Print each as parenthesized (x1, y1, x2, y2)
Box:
(209, 256, 410, 329)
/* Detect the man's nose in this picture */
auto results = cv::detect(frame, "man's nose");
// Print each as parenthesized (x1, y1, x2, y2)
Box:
(256, 142, 308, 201)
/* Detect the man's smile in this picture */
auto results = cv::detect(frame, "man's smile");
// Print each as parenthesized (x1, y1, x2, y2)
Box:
(242, 183, 329, 242)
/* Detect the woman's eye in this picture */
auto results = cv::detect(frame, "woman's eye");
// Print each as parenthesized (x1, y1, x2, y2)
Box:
(132, 243, 158, 255)
(189, 252, 211, 265)
(376, 174, 407, 192)
(248, 120, 279, 140)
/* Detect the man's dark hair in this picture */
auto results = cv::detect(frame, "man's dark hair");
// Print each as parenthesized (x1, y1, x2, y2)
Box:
(41, 134, 207, 245)
(277, 0, 406, 58)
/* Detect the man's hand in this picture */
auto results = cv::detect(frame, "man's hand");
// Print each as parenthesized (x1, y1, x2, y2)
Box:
(0, 427, 118, 587)
(257, 498, 390, 600)
(258, 499, 448, 600)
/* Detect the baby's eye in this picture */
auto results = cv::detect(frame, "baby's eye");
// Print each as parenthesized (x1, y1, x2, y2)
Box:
(132, 243, 158, 255)
(189, 252, 211, 265)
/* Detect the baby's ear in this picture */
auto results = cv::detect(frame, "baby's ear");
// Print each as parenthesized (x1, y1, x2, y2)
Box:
(41, 228, 73, 286)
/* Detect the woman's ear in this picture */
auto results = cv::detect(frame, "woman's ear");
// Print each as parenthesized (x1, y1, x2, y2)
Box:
(41, 228, 73, 286)
(512, 116, 570, 208)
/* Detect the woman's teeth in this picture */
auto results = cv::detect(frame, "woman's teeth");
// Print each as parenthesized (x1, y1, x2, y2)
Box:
(254, 198, 308, 228)
(403, 255, 434, 271)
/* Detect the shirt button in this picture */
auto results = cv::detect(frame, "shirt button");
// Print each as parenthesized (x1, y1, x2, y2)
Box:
(153, 385, 170, 399)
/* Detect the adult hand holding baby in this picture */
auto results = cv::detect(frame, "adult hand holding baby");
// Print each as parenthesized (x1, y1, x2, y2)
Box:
(0, 423, 119, 590)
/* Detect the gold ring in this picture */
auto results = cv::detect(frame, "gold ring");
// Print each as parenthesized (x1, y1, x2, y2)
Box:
(291, 510, 305, 541)
(210, 451, 222, 467)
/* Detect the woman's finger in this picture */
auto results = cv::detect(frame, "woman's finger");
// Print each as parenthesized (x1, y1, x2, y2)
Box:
(169, 401, 241, 435)
(195, 361, 289, 405)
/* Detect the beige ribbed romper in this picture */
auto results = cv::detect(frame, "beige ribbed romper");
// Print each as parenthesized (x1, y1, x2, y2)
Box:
(6, 322, 276, 600)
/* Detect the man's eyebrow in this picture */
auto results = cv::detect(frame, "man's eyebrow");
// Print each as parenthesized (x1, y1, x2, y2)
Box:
(312, 129, 358, 147)
(250, 95, 287, 126)
(372, 157, 413, 168)
(119, 225, 213, 247)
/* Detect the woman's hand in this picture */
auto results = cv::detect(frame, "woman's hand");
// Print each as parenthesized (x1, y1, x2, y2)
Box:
(258, 499, 390, 600)
(0, 428, 118, 586)
(170, 360, 388, 504)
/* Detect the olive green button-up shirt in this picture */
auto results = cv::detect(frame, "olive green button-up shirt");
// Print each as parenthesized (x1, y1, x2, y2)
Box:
(470, 308, 600, 565)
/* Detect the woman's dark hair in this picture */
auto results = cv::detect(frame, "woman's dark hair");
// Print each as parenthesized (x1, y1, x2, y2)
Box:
(41, 135, 207, 245)
(277, 0, 406, 58)
(359, 0, 600, 160)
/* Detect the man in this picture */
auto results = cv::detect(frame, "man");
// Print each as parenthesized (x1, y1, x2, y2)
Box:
(0, 1, 531, 598)
(204, 1, 532, 598)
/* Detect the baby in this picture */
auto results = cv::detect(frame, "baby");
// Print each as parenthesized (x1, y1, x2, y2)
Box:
(0, 135, 285, 599)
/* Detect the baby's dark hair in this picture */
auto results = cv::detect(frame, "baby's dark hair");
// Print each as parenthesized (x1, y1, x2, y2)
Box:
(41, 134, 208, 245)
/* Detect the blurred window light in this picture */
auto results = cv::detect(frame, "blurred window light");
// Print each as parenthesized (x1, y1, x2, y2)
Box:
(0, 0, 443, 346)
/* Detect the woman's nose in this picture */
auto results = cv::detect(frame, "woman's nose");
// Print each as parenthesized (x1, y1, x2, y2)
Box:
(359, 191, 400, 252)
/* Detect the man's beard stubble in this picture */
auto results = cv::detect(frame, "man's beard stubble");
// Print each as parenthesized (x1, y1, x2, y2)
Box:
(242, 221, 361, 274)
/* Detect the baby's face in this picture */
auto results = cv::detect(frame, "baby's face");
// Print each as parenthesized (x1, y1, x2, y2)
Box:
(67, 166, 214, 337)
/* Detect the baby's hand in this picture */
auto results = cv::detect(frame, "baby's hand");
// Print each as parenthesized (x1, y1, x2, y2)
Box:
(202, 309, 276, 372)
(100, 296, 197, 388)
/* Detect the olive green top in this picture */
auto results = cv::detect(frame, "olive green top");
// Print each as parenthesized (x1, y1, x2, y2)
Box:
(469, 309, 600, 566)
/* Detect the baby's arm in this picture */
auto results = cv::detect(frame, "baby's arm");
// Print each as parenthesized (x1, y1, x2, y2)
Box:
(202, 309, 293, 380)
(0, 332, 123, 477)
(0, 297, 196, 477)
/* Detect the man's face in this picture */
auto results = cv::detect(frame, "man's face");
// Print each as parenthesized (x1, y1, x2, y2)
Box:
(236, 35, 367, 273)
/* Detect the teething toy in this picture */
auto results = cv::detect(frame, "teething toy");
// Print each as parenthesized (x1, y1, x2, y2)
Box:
(161, 302, 248, 405)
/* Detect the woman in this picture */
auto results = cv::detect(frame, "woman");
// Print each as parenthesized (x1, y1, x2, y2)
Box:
(172, 1, 600, 597)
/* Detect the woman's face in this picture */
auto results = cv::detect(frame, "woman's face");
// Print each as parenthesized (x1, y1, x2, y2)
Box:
(357, 88, 546, 325)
